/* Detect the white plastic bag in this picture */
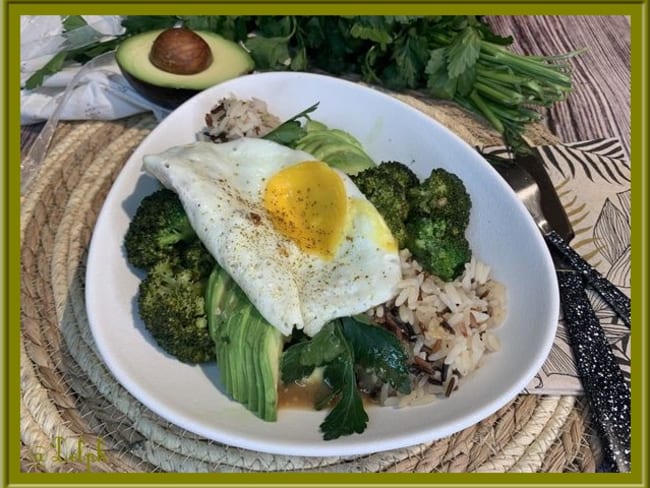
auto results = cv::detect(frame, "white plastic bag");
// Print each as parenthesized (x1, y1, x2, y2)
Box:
(20, 15, 168, 124)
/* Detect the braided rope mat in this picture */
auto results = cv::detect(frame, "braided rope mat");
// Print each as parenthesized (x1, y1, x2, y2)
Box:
(20, 94, 604, 473)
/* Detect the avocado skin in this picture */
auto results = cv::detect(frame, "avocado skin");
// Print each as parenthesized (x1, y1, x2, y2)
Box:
(116, 29, 254, 110)
(120, 69, 201, 109)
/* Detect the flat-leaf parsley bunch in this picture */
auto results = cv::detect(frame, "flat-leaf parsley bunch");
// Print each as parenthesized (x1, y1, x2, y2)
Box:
(33, 15, 581, 151)
(148, 16, 580, 151)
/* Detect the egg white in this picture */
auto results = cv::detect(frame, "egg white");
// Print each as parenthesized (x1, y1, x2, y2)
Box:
(142, 137, 401, 337)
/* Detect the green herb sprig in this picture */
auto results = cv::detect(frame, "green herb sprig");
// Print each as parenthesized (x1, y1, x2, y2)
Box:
(281, 317, 411, 440)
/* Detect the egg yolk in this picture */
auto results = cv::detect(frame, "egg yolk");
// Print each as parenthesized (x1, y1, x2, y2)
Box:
(264, 161, 348, 259)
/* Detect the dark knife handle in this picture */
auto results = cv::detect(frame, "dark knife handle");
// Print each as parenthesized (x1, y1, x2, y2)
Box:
(546, 229, 631, 327)
(557, 270, 631, 472)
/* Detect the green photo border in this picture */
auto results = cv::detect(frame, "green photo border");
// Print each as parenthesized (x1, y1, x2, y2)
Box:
(3, 2, 648, 487)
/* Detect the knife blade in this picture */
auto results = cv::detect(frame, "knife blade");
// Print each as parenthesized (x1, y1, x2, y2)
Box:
(511, 150, 575, 243)
(480, 148, 574, 242)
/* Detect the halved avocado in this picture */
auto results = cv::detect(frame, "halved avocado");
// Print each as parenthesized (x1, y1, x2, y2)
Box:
(116, 28, 254, 109)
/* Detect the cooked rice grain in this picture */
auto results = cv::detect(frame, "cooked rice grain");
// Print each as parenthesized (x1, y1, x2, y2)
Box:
(369, 249, 507, 407)
(199, 96, 282, 143)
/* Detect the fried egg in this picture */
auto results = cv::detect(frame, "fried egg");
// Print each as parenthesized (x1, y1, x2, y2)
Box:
(142, 137, 401, 337)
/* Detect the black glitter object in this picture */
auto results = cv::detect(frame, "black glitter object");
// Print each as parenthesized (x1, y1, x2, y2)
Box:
(547, 229, 631, 327)
(557, 269, 631, 473)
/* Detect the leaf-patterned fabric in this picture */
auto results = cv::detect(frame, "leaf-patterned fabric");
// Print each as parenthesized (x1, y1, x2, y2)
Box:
(481, 138, 630, 395)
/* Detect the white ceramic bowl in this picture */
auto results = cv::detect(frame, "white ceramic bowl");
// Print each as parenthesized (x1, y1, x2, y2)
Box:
(86, 72, 559, 457)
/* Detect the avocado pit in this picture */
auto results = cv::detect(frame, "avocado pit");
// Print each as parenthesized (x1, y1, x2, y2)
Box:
(149, 28, 213, 75)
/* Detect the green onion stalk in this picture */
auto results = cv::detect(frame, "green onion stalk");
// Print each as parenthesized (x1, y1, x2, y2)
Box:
(428, 31, 583, 153)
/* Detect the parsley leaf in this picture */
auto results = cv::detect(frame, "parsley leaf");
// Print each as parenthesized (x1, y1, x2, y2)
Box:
(319, 355, 368, 440)
(243, 17, 297, 70)
(391, 28, 429, 88)
(349, 16, 393, 50)
(244, 35, 291, 69)
(425, 48, 458, 99)
(280, 321, 344, 384)
(340, 317, 412, 394)
(120, 15, 177, 34)
(280, 317, 411, 441)
(446, 26, 481, 78)
(262, 102, 319, 146)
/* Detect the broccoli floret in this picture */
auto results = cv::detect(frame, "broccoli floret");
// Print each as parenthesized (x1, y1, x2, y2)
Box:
(137, 256, 216, 364)
(372, 161, 420, 190)
(351, 161, 418, 247)
(405, 216, 471, 282)
(359, 179, 409, 247)
(408, 168, 471, 228)
(351, 162, 473, 278)
(403, 168, 473, 280)
(124, 188, 197, 270)
(126, 188, 217, 363)
(179, 240, 216, 279)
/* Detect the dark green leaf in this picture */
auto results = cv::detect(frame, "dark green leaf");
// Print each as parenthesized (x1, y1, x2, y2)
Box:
(447, 26, 481, 78)
(385, 16, 424, 25)
(391, 29, 429, 88)
(426, 49, 458, 99)
(24, 51, 68, 89)
(349, 16, 393, 49)
(456, 65, 477, 97)
(179, 16, 253, 41)
(244, 35, 291, 69)
(297, 322, 344, 365)
(120, 15, 178, 35)
(180, 16, 235, 35)
(425, 47, 447, 76)
(319, 356, 368, 440)
(263, 102, 319, 146)
(243, 18, 296, 70)
(62, 15, 87, 32)
(262, 122, 306, 146)
(253, 16, 294, 38)
(475, 17, 513, 45)
(299, 16, 327, 48)
(280, 346, 317, 384)
(280, 322, 343, 384)
(341, 317, 412, 394)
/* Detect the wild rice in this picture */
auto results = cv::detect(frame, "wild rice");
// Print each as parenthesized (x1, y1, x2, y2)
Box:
(368, 249, 507, 407)
(198, 96, 282, 143)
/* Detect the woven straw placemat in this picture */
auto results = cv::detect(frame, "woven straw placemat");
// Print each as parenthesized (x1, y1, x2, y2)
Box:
(20, 93, 604, 473)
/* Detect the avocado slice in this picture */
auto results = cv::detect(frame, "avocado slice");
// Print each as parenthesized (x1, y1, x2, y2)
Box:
(206, 266, 284, 421)
(116, 29, 254, 109)
(294, 123, 376, 175)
